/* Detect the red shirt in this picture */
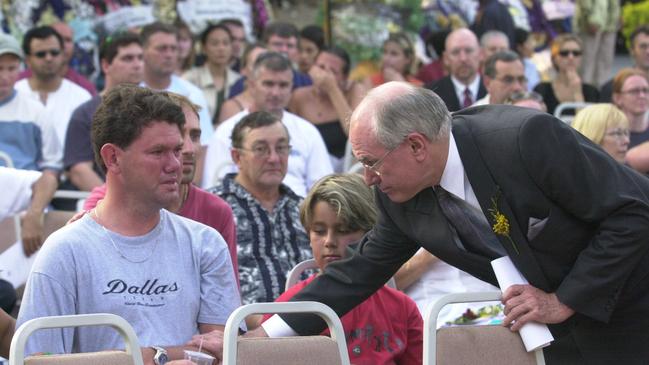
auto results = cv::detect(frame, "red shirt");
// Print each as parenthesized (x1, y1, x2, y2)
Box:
(263, 275, 423, 365)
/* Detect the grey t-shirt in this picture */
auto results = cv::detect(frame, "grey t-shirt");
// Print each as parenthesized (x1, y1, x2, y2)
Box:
(16, 209, 240, 355)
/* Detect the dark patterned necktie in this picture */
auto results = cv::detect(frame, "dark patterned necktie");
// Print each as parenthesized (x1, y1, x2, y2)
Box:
(462, 87, 473, 108)
(435, 186, 505, 259)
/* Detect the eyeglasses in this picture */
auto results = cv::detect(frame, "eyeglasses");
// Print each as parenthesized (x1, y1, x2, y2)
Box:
(495, 75, 528, 85)
(237, 144, 292, 158)
(605, 129, 630, 139)
(620, 88, 649, 96)
(558, 49, 582, 57)
(359, 140, 405, 177)
(32, 49, 61, 59)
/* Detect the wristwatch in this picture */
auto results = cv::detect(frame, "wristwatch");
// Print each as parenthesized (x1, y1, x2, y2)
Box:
(151, 346, 168, 365)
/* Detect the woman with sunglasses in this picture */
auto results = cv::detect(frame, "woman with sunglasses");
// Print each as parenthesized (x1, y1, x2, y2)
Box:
(368, 32, 423, 87)
(533, 34, 599, 115)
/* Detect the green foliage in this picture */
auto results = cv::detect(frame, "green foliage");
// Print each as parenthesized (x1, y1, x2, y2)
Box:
(622, 0, 649, 49)
(317, 0, 423, 64)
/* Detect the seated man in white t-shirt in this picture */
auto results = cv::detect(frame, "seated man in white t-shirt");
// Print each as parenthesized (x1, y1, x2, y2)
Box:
(16, 85, 239, 364)
(202, 52, 332, 197)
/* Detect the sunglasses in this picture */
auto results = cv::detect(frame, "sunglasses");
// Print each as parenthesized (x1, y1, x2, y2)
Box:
(33, 49, 61, 59)
(558, 49, 582, 57)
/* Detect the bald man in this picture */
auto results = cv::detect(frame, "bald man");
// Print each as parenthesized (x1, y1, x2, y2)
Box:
(425, 28, 486, 111)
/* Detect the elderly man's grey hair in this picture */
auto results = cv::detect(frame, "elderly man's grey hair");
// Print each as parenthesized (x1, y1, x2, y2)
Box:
(480, 30, 510, 48)
(358, 83, 452, 149)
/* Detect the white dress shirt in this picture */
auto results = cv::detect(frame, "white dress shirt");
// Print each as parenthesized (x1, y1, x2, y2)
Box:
(451, 75, 481, 107)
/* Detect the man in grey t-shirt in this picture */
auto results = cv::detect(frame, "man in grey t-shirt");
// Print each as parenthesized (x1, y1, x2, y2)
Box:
(17, 85, 240, 364)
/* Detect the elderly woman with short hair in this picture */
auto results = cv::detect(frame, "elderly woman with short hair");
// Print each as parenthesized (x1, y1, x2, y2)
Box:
(572, 103, 630, 164)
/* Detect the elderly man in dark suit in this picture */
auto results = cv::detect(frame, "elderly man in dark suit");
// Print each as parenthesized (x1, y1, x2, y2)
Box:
(426, 28, 487, 111)
(192, 82, 649, 364)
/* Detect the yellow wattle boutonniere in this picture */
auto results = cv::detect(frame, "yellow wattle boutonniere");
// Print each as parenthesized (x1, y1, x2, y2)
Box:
(488, 194, 520, 255)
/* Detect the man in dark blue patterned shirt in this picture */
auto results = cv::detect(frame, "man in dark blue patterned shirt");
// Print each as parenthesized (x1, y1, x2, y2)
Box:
(208, 111, 311, 307)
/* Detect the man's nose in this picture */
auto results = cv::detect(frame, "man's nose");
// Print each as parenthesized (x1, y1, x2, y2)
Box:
(165, 151, 182, 172)
(362, 168, 379, 186)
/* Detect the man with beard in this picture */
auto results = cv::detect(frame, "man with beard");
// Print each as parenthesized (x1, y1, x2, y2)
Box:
(15, 26, 91, 153)
(426, 28, 486, 111)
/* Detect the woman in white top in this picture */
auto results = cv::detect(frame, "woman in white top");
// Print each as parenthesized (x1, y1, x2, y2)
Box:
(183, 23, 240, 125)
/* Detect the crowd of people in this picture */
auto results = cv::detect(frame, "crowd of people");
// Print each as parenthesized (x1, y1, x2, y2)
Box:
(1, 3, 649, 364)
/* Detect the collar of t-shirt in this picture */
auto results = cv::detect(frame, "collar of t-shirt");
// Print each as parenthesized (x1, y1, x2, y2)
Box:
(451, 75, 481, 107)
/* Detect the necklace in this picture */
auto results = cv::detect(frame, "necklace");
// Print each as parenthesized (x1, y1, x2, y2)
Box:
(94, 205, 161, 264)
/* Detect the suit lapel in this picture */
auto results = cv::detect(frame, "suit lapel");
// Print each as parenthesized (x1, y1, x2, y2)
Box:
(477, 78, 487, 100)
(452, 120, 552, 291)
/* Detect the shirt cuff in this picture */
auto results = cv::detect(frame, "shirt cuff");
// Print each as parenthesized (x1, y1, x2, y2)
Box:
(260, 314, 298, 337)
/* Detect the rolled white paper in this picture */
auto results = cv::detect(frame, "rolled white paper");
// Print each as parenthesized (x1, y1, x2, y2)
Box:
(491, 256, 554, 352)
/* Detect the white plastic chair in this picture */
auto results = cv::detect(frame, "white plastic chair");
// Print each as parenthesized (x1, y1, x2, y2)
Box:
(424, 292, 545, 365)
(52, 190, 90, 212)
(0, 152, 21, 240)
(222, 301, 351, 365)
(553, 102, 593, 124)
(9, 313, 144, 365)
(285, 258, 396, 291)
(0, 151, 14, 168)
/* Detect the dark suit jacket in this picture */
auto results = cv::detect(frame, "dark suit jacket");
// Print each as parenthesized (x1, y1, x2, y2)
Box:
(425, 76, 487, 112)
(283, 106, 649, 364)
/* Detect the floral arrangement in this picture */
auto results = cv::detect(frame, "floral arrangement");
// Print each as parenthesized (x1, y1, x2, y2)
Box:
(323, 0, 423, 64)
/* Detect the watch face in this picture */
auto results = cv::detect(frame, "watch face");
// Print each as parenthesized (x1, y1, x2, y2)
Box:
(159, 353, 168, 365)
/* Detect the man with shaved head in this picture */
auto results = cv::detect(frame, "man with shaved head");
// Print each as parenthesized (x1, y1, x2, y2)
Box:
(425, 28, 486, 111)
(195, 81, 649, 364)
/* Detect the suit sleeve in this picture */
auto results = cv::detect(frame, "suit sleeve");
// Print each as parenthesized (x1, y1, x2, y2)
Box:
(280, 189, 420, 335)
(518, 114, 649, 323)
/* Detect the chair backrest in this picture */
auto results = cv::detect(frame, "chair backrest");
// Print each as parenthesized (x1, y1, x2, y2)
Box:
(0, 151, 14, 168)
(554, 102, 593, 124)
(52, 190, 90, 213)
(424, 292, 545, 365)
(285, 259, 396, 291)
(222, 302, 351, 365)
(9, 313, 144, 365)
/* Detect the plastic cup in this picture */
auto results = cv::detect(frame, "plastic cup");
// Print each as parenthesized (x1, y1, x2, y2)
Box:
(183, 350, 215, 365)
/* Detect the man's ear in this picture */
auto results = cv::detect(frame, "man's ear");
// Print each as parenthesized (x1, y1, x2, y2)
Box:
(100, 144, 121, 173)
(101, 58, 110, 75)
(230, 148, 241, 165)
(612, 93, 621, 107)
(406, 133, 428, 161)
(483, 75, 493, 88)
